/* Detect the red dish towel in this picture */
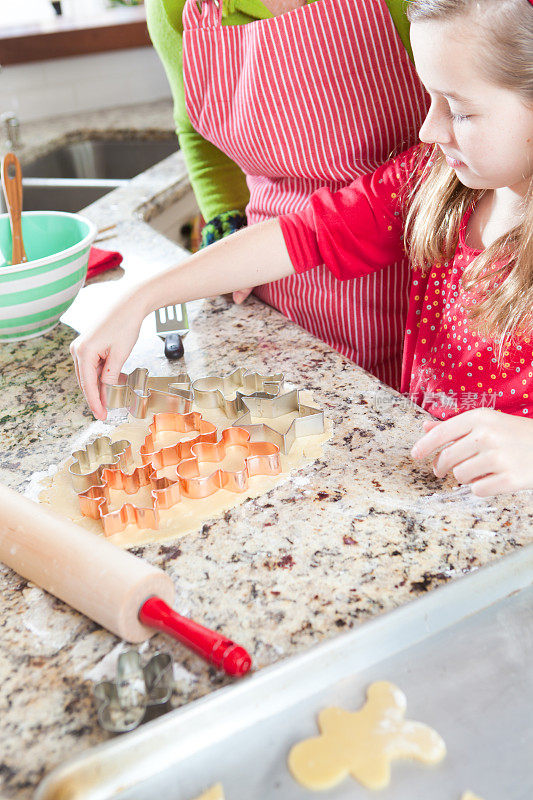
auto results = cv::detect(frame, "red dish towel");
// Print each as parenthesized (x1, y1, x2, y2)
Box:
(85, 246, 123, 283)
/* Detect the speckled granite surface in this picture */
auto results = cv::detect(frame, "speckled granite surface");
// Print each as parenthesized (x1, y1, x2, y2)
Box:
(0, 103, 532, 798)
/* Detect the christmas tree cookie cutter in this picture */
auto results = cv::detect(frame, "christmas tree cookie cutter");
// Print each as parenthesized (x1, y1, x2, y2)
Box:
(232, 389, 325, 454)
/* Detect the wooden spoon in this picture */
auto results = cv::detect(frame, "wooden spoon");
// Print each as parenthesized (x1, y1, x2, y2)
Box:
(1, 152, 28, 265)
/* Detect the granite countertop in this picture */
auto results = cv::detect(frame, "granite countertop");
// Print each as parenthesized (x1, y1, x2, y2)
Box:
(1, 101, 532, 798)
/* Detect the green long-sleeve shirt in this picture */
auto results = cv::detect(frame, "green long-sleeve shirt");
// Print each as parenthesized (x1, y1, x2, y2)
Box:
(145, 0, 413, 224)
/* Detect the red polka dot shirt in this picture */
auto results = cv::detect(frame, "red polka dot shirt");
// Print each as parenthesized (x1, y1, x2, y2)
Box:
(279, 146, 532, 420)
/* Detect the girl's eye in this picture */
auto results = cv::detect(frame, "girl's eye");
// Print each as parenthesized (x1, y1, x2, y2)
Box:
(450, 112, 471, 123)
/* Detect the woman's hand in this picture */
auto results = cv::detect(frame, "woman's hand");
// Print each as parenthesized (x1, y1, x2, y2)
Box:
(70, 292, 145, 420)
(233, 287, 253, 304)
(411, 408, 533, 497)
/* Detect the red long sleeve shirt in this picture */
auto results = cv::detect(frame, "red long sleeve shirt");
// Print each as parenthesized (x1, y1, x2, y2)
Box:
(279, 146, 533, 420)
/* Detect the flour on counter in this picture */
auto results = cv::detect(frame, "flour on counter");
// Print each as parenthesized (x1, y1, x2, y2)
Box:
(21, 586, 83, 655)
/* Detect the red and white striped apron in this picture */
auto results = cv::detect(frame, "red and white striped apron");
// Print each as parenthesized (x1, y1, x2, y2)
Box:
(182, 0, 428, 389)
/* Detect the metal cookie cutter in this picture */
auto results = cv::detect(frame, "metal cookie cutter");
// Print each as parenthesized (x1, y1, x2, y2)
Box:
(77, 462, 181, 536)
(191, 368, 284, 417)
(94, 649, 173, 733)
(69, 436, 133, 492)
(177, 427, 281, 499)
(233, 389, 325, 454)
(140, 411, 218, 467)
(101, 367, 193, 418)
(76, 411, 221, 534)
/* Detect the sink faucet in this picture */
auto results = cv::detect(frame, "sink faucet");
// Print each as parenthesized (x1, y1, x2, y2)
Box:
(1, 112, 21, 150)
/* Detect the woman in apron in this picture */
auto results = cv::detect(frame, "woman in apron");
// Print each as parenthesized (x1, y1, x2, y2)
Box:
(146, 0, 429, 389)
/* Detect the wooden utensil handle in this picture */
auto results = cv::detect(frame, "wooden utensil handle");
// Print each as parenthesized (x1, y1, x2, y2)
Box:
(1, 152, 27, 264)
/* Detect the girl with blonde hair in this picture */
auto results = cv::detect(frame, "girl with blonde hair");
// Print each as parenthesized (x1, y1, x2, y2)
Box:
(71, 0, 533, 498)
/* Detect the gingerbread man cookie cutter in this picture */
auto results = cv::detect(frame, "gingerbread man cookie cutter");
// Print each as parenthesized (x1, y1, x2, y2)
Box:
(191, 368, 284, 417)
(288, 681, 446, 791)
(139, 411, 218, 467)
(69, 436, 134, 493)
(233, 389, 325, 454)
(176, 427, 282, 499)
(75, 413, 281, 534)
(100, 367, 193, 418)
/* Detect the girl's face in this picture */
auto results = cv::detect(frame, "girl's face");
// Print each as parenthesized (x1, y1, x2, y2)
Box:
(410, 16, 533, 197)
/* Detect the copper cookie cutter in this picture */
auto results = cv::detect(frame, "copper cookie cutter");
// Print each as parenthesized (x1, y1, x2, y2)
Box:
(233, 389, 325, 454)
(94, 649, 173, 733)
(74, 414, 281, 535)
(100, 367, 193, 418)
(77, 460, 181, 536)
(139, 410, 218, 467)
(176, 426, 282, 499)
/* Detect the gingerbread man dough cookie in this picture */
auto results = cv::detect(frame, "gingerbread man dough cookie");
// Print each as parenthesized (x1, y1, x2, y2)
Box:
(288, 681, 446, 791)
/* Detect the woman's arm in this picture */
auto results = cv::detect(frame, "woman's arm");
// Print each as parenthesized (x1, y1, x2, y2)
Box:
(146, 0, 250, 223)
(70, 219, 293, 419)
(384, 0, 414, 62)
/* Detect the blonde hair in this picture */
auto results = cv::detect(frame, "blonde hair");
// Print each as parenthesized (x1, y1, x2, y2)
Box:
(404, 0, 533, 351)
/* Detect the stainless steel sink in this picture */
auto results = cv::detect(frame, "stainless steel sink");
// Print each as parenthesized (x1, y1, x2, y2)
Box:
(25, 137, 177, 180)
(19, 135, 178, 213)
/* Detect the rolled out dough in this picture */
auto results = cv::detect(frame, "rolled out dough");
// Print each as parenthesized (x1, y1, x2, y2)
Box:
(38, 391, 332, 547)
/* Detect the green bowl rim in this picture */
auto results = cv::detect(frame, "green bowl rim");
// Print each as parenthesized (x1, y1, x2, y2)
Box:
(0, 210, 97, 275)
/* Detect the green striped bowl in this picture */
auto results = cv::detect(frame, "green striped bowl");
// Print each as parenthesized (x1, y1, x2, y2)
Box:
(0, 211, 96, 342)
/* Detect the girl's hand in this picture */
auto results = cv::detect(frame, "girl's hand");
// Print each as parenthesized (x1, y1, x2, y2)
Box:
(233, 287, 253, 304)
(411, 408, 533, 497)
(70, 218, 293, 419)
(69, 294, 144, 420)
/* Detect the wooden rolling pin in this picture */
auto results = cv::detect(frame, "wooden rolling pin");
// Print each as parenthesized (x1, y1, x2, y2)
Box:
(0, 484, 251, 676)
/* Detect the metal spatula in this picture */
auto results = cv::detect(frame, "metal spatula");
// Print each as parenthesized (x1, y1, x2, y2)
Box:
(154, 303, 189, 360)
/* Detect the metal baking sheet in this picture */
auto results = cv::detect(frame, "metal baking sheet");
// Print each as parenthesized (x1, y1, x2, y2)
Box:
(36, 546, 533, 800)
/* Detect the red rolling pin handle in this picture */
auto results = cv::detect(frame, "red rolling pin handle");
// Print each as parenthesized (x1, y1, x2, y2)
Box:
(139, 596, 252, 677)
